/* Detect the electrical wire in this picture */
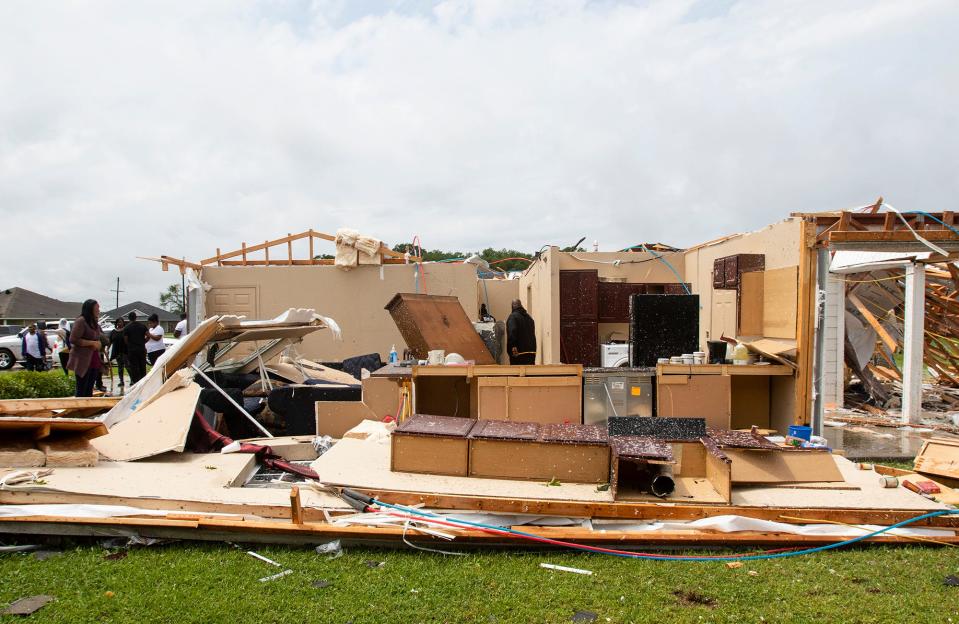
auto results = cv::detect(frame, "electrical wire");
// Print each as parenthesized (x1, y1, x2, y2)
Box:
(640, 245, 691, 294)
(830, 273, 906, 284)
(903, 211, 959, 238)
(881, 203, 949, 256)
(368, 499, 959, 562)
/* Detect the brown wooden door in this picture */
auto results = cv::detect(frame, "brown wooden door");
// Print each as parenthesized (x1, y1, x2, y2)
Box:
(598, 282, 646, 323)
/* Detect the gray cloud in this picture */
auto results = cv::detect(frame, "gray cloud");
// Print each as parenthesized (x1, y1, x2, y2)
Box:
(1, 0, 956, 305)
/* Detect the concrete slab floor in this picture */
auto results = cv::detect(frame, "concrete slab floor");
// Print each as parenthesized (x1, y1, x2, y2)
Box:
(824, 423, 959, 461)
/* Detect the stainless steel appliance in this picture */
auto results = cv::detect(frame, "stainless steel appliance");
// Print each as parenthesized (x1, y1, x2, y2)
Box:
(583, 369, 654, 426)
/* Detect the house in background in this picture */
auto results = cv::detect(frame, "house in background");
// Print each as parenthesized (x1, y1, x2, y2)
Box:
(0, 287, 81, 328)
(101, 301, 180, 333)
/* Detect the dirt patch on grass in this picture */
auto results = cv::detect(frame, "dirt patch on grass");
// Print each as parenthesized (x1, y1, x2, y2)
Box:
(673, 590, 718, 608)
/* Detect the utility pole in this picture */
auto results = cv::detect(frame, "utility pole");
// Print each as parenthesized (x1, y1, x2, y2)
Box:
(109, 277, 124, 310)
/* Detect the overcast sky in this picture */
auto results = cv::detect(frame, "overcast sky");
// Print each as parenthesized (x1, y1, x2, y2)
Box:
(1, 0, 957, 307)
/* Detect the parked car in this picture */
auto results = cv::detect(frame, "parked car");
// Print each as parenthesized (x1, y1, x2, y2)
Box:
(0, 327, 60, 370)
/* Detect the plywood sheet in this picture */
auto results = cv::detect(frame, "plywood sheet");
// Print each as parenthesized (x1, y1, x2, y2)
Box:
(92, 383, 202, 461)
(362, 376, 402, 420)
(738, 271, 764, 336)
(762, 266, 799, 339)
(0, 417, 107, 440)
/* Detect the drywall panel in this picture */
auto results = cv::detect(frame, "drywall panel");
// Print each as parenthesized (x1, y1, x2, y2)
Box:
(710, 289, 737, 341)
(684, 218, 802, 347)
(726, 449, 843, 483)
(518, 248, 560, 364)
(92, 384, 202, 461)
(739, 272, 764, 336)
(315, 401, 377, 438)
(558, 251, 683, 283)
(762, 266, 799, 339)
(362, 376, 402, 421)
(202, 263, 479, 362)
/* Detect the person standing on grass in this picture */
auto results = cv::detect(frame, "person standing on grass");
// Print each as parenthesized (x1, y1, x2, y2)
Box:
(174, 312, 188, 338)
(55, 318, 71, 375)
(21, 323, 49, 371)
(67, 299, 103, 397)
(109, 318, 128, 388)
(123, 311, 148, 385)
(146, 313, 166, 366)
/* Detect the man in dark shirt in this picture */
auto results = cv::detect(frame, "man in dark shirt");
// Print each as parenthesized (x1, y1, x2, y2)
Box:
(109, 318, 128, 389)
(506, 299, 536, 365)
(123, 311, 149, 385)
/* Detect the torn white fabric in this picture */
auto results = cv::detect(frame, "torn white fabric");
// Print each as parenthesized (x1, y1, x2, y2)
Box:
(313, 314, 342, 341)
(0, 504, 241, 519)
(592, 514, 955, 538)
(335, 228, 360, 269)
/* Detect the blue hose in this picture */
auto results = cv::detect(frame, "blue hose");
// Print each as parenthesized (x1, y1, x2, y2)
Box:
(373, 498, 958, 561)
(903, 211, 959, 238)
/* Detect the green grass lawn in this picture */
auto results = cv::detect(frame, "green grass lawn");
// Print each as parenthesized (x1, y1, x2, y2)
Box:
(2, 540, 957, 623)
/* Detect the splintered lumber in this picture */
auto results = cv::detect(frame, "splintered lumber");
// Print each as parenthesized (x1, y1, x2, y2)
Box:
(37, 437, 98, 467)
(0, 397, 119, 418)
(914, 438, 959, 481)
(0, 417, 107, 441)
(0, 438, 45, 468)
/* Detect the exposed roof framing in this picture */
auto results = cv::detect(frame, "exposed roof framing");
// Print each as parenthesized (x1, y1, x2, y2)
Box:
(143, 229, 422, 274)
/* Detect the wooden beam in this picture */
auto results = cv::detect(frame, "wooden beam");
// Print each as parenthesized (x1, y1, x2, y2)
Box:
(241, 242, 247, 265)
(264, 241, 269, 264)
(848, 292, 898, 353)
(0, 397, 120, 415)
(883, 212, 897, 232)
(829, 230, 959, 243)
(200, 231, 316, 265)
(794, 219, 817, 425)
(287, 233, 293, 266)
(308, 230, 314, 262)
(289, 486, 302, 525)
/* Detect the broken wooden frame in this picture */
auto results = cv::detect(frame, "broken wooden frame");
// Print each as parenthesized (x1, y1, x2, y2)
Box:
(143, 229, 423, 275)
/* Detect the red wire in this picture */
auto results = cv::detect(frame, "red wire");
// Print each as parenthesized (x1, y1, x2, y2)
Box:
(381, 510, 799, 560)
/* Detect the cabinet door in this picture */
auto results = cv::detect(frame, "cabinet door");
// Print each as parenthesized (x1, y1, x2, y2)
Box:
(712, 259, 725, 289)
(560, 320, 599, 366)
(598, 282, 646, 322)
(560, 270, 598, 320)
(723, 256, 739, 288)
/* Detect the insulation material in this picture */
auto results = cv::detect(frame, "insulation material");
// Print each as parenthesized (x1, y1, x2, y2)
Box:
(761, 266, 799, 339)
(0, 438, 45, 468)
(92, 383, 203, 461)
(37, 437, 98, 467)
(334, 228, 383, 269)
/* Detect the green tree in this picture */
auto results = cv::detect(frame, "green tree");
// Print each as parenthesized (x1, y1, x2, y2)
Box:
(159, 284, 184, 316)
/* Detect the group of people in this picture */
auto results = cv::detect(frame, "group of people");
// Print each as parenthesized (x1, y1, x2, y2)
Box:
(59, 300, 185, 397)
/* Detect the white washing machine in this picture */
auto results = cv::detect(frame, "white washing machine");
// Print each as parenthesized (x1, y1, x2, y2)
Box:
(601, 343, 629, 367)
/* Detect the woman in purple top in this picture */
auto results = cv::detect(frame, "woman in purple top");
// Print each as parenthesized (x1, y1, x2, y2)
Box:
(67, 299, 103, 397)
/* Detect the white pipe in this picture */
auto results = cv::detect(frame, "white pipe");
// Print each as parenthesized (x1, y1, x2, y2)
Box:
(191, 365, 273, 438)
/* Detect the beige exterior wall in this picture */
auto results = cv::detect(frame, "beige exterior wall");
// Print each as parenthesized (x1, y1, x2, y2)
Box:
(518, 247, 560, 364)
(476, 279, 520, 323)
(683, 218, 803, 347)
(557, 250, 685, 282)
(202, 263, 479, 362)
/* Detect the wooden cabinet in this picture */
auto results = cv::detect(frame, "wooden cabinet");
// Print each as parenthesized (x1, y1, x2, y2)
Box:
(598, 282, 646, 322)
(713, 254, 765, 290)
(560, 320, 599, 367)
(559, 270, 598, 320)
(475, 376, 582, 424)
